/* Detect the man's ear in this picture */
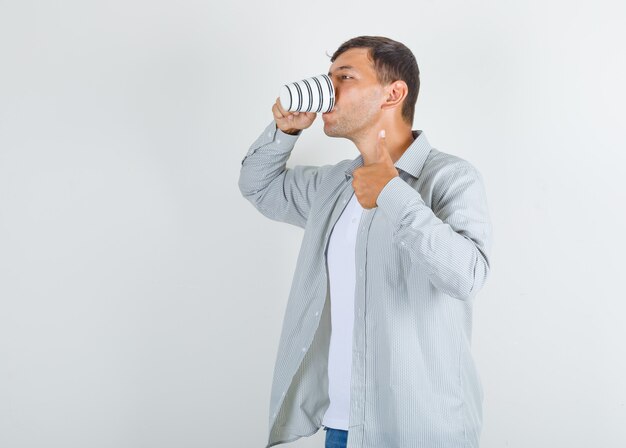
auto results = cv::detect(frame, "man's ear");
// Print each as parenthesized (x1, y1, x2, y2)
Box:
(381, 80, 408, 111)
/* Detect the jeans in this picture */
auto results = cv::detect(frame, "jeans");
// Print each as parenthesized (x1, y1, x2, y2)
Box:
(324, 426, 348, 448)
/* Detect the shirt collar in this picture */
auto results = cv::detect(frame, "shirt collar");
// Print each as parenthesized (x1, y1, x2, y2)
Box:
(343, 130, 432, 181)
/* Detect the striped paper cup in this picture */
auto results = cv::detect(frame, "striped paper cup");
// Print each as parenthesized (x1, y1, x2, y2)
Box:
(279, 74, 335, 113)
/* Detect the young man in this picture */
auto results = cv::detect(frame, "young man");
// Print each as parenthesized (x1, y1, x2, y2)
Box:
(239, 36, 493, 448)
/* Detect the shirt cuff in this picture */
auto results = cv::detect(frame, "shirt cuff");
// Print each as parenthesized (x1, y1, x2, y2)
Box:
(376, 175, 426, 226)
(262, 120, 302, 150)
(274, 123, 302, 142)
(242, 121, 303, 163)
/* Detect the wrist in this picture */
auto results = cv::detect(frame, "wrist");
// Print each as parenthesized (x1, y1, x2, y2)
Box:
(273, 119, 303, 136)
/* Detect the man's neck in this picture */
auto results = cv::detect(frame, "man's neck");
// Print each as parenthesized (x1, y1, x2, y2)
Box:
(354, 125, 415, 166)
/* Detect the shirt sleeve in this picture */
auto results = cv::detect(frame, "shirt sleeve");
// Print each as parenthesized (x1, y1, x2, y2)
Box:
(375, 165, 493, 301)
(238, 120, 331, 229)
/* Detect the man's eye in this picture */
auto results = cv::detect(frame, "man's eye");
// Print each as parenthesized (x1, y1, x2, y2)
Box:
(341, 75, 351, 79)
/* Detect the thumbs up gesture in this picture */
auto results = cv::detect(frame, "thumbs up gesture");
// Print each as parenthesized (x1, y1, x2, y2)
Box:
(352, 129, 400, 209)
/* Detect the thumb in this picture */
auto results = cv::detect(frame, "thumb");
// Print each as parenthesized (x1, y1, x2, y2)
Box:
(376, 129, 392, 162)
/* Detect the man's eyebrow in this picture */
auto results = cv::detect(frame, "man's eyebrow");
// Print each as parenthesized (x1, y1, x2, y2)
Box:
(327, 65, 357, 76)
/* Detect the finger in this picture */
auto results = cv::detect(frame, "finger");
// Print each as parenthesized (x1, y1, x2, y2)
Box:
(272, 102, 285, 121)
(275, 96, 291, 117)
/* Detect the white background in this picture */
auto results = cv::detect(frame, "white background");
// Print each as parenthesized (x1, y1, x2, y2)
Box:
(1, 1, 625, 447)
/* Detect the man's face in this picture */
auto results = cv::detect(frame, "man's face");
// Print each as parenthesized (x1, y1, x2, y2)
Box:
(322, 48, 385, 140)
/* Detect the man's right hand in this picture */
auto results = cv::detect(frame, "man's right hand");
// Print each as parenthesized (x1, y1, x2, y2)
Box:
(272, 97, 317, 135)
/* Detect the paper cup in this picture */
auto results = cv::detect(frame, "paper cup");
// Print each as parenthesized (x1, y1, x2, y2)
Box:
(279, 74, 335, 113)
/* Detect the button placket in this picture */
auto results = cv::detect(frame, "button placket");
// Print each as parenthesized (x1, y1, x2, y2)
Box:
(351, 208, 377, 427)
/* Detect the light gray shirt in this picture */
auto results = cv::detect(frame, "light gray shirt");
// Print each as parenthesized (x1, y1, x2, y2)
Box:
(238, 120, 493, 448)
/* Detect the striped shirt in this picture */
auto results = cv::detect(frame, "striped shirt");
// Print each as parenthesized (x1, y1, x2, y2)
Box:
(238, 120, 493, 448)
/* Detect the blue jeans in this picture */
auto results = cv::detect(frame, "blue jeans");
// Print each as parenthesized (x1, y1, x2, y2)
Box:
(324, 426, 348, 448)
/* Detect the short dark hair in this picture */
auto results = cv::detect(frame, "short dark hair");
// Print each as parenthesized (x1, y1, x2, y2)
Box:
(330, 36, 420, 126)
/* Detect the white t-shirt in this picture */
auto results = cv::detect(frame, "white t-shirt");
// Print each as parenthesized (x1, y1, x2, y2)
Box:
(321, 192, 364, 430)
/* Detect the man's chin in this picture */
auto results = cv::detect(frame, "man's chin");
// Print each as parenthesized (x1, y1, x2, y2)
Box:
(323, 123, 341, 138)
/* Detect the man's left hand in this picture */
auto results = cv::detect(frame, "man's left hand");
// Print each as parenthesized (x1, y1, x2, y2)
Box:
(352, 129, 400, 209)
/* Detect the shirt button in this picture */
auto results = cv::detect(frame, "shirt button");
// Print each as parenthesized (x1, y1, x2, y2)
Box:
(401, 241, 406, 246)
(301, 347, 306, 352)
(276, 138, 281, 144)
(315, 311, 319, 316)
